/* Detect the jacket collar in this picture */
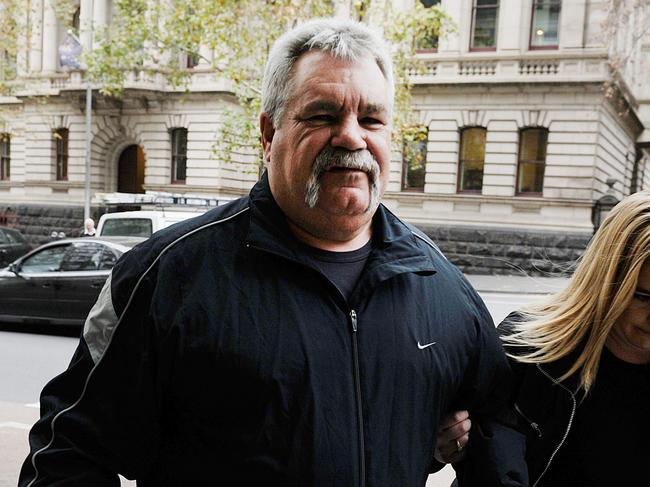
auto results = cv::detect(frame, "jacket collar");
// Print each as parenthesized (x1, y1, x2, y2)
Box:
(245, 173, 436, 282)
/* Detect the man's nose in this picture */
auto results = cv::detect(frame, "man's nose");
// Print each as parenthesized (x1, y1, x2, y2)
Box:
(330, 116, 367, 151)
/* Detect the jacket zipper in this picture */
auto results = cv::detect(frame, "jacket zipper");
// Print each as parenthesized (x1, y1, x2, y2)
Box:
(514, 403, 542, 438)
(248, 243, 367, 485)
(532, 364, 577, 487)
(350, 309, 366, 487)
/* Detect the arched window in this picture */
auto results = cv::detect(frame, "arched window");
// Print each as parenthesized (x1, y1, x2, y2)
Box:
(402, 126, 428, 191)
(457, 127, 486, 193)
(0, 133, 10, 180)
(517, 128, 548, 195)
(72, 7, 81, 35)
(54, 128, 69, 181)
(171, 128, 188, 184)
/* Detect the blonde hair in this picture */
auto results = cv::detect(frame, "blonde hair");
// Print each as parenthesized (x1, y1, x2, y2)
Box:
(503, 190, 650, 392)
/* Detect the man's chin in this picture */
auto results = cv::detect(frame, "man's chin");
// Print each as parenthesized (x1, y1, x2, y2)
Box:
(314, 193, 373, 216)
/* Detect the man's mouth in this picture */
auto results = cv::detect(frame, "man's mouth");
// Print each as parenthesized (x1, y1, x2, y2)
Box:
(326, 166, 366, 173)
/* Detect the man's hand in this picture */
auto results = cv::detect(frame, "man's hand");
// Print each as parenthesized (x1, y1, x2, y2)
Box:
(434, 410, 471, 464)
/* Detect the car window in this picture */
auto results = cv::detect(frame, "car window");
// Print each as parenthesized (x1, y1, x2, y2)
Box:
(100, 218, 152, 237)
(20, 245, 69, 273)
(60, 243, 106, 272)
(0, 229, 8, 244)
(5, 229, 26, 244)
(98, 247, 120, 270)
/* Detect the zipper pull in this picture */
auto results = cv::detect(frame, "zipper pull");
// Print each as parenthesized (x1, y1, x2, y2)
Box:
(350, 310, 358, 332)
(531, 422, 542, 438)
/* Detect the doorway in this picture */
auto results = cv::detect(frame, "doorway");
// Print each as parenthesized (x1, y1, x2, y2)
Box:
(117, 145, 145, 193)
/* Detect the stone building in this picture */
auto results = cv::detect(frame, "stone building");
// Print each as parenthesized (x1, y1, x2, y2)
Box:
(0, 0, 649, 273)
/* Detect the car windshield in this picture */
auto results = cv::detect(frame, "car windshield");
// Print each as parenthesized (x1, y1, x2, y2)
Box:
(100, 218, 152, 237)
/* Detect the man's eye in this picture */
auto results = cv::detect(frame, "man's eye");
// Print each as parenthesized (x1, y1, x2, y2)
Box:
(361, 117, 384, 126)
(307, 115, 334, 123)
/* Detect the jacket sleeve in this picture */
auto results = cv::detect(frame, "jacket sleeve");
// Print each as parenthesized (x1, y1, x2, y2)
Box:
(18, 247, 168, 486)
(452, 278, 529, 487)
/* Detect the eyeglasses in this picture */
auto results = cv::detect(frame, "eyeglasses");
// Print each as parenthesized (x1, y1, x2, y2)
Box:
(633, 290, 650, 306)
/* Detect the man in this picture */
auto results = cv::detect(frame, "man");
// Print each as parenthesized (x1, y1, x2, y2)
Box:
(19, 19, 517, 486)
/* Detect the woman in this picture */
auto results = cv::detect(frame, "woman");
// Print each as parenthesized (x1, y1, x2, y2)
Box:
(438, 190, 650, 486)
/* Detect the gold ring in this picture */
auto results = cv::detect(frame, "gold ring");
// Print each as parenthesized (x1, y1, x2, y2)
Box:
(456, 439, 463, 452)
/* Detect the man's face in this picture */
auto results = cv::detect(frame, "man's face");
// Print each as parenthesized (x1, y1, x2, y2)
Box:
(260, 50, 392, 245)
(608, 259, 650, 364)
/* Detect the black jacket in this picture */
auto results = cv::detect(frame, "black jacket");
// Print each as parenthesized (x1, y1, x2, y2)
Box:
(501, 314, 580, 487)
(20, 176, 514, 487)
(461, 313, 582, 487)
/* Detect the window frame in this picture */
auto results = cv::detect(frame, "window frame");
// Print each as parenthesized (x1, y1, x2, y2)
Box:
(457, 126, 487, 194)
(170, 127, 188, 184)
(469, 0, 500, 52)
(0, 133, 10, 181)
(54, 128, 69, 181)
(528, 0, 561, 50)
(516, 127, 548, 196)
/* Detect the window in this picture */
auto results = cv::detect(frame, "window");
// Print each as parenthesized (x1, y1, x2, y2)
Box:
(72, 7, 81, 35)
(0, 133, 9, 180)
(20, 245, 69, 273)
(54, 128, 69, 181)
(402, 127, 428, 191)
(457, 127, 486, 193)
(415, 0, 441, 50)
(530, 0, 561, 49)
(471, 0, 499, 50)
(171, 128, 188, 184)
(517, 128, 548, 195)
(100, 218, 153, 238)
(186, 53, 200, 69)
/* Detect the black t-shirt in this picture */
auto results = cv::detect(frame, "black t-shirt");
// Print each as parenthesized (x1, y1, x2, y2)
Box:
(301, 239, 373, 301)
(538, 347, 650, 487)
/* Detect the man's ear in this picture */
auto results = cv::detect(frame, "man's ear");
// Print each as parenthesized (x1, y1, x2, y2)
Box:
(260, 112, 275, 163)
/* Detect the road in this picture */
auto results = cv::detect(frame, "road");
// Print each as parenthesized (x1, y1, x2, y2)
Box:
(0, 292, 543, 487)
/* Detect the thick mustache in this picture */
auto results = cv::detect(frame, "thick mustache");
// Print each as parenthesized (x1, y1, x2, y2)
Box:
(304, 147, 381, 210)
(313, 148, 378, 178)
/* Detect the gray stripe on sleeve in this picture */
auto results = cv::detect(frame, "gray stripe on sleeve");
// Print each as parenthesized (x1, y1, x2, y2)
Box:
(83, 274, 119, 364)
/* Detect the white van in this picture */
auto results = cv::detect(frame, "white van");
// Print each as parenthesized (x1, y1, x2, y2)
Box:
(96, 210, 205, 238)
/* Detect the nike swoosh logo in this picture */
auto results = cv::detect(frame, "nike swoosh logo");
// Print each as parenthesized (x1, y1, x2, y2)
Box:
(417, 341, 437, 350)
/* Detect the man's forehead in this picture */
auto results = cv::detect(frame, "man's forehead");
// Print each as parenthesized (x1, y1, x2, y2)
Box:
(292, 51, 384, 87)
(290, 52, 389, 110)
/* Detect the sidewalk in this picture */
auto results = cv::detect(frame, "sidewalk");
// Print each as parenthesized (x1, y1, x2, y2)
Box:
(465, 274, 569, 295)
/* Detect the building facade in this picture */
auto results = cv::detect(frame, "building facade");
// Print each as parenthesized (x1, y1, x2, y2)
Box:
(0, 0, 649, 273)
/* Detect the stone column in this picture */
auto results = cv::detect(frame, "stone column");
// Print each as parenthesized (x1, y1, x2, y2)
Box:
(497, 0, 525, 52)
(559, 0, 587, 49)
(92, 0, 108, 49)
(79, 0, 94, 53)
(198, 45, 213, 67)
(15, 5, 29, 76)
(41, 0, 59, 72)
(437, 0, 462, 54)
(29, 0, 44, 73)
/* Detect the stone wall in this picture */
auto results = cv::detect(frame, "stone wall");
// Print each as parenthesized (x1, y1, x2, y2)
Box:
(0, 204, 104, 246)
(419, 224, 592, 276)
(3, 204, 593, 276)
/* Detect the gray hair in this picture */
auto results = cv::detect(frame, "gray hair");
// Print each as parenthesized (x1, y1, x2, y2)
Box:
(262, 18, 395, 127)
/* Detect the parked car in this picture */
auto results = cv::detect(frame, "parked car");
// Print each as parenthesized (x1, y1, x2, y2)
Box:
(96, 210, 205, 238)
(0, 226, 31, 267)
(0, 237, 145, 327)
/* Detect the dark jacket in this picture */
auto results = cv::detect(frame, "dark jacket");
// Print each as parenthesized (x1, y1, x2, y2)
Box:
(20, 176, 515, 487)
(499, 314, 581, 487)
